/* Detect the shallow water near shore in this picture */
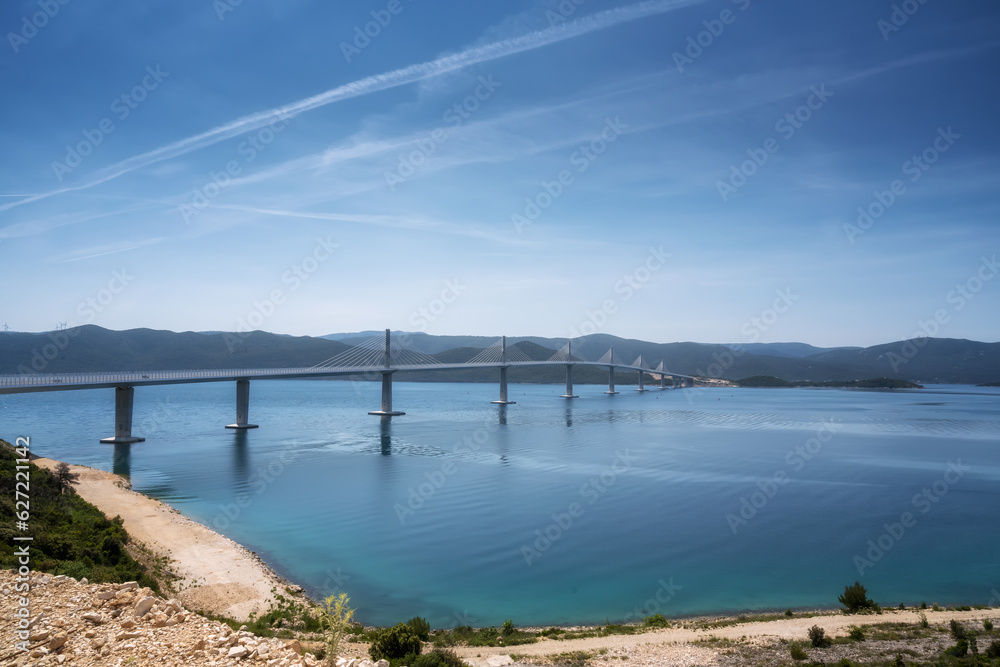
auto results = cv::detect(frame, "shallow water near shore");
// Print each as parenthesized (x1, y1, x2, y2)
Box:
(3, 381, 999, 627)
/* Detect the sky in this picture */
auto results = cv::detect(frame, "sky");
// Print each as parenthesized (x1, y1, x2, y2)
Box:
(1, 0, 998, 348)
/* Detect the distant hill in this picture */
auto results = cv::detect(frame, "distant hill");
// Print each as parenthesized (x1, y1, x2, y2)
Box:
(725, 342, 858, 358)
(1, 328, 997, 385)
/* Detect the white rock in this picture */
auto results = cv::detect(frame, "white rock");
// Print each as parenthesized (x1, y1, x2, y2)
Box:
(228, 645, 249, 659)
(81, 612, 104, 624)
(487, 657, 514, 667)
(134, 596, 156, 617)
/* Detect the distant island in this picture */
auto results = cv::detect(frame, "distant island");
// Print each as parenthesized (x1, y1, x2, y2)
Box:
(735, 376, 923, 389)
(977, 381, 1000, 387)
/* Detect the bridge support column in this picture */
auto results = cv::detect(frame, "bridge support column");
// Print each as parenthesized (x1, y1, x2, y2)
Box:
(683, 377, 693, 388)
(369, 371, 405, 416)
(491, 366, 516, 404)
(659, 374, 667, 390)
(561, 365, 578, 398)
(604, 366, 618, 394)
(636, 370, 646, 392)
(226, 379, 259, 429)
(100, 386, 145, 444)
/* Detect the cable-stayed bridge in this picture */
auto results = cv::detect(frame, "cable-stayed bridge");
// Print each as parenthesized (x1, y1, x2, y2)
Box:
(0, 330, 694, 443)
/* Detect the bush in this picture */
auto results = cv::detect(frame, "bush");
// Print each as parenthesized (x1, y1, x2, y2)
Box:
(919, 613, 928, 628)
(407, 616, 431, 641)
(984, 618, 994, 631)
(789, 643, 808, 660)
(808, 625, 831, 648)
(945, 639, 968, 658)
(838, 581, 874, 613)
(643, 613, 669, 628)
(316, 592, 354, 665)
(949, 619, 967, 640)
(785, 609, 793, 617)
(410, 648, 466, 667)
(369, 624, 422, 661)
(847, 625, 865, 641)
(501, 619, 515, 636)
(986, 640, 1000, 659)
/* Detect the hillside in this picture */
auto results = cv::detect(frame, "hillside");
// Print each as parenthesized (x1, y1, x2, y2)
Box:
(2, 327, 998, 384)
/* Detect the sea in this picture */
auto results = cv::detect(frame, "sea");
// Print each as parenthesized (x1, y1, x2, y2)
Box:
(2, 380, 998, 628)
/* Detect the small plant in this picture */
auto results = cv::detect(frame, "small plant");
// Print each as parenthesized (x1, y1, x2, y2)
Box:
(984, 618, 994, 631)
(808, 625, 831, 648)
(893, 654, 904, 667)
(838, 581, 874, 613)
(315, 592, 355, 665)
(643, 613, 669, 628)
(919, 612, 928, 628)
(847, 625, 865, 641)
(986, 640, 1000, 659)
(785, 609, 793, 617)
(898, 602, 905, 610)
(932, 602, 941, 611)
(949, 619, 967, 640)
(501, 618, 515, 636)
(410, 648, 466, 667)
(945, 639, 968, 657)
(920, 601, 927, 610)
(407, 616, 431, 641)
(369, 623, 422, 661)
(789, 643, 808, 660)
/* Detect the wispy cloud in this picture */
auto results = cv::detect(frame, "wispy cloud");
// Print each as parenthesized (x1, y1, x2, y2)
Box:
(0, 0, 705, 215)
(54, 237, 166, 263)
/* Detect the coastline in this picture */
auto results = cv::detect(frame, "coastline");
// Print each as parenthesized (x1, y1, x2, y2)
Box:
(30, 456, 307, 622)
(27, 456, 999, 666)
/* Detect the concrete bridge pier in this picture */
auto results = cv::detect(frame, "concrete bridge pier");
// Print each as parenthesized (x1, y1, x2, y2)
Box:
(561, 365, 578, 398)
(492, 336, 515, 404)
(369, 329, 405, 416)
(683, 377, 694, 388)
(636, 370, 646, 392)
(659, 374, 667, 390)
(605, 366, 618, 394)
(226, 379, 259, 429)
(100, 386, 145, 444)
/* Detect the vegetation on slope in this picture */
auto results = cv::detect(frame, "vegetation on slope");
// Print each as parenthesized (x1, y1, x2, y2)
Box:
(0, 439, 158, 591)
(735, 376, 923, 389)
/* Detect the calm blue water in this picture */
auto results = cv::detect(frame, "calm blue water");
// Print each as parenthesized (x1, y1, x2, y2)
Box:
(2, 381, 999, 627)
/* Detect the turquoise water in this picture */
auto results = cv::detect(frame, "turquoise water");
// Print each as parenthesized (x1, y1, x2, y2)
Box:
(2, 381, 999, 627)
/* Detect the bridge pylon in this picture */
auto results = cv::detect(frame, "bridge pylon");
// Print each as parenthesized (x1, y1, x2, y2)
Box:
(368, 329, 405, 417)
(604, 346, 619, 394)
(491, 336, 516, 405)
(560, 340, 578, 398)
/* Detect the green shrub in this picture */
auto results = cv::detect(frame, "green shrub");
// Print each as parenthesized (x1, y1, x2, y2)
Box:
(945, 639, 968, 658)
(785, 609, 793, 617)
(949, 619, 967, 640)
(808, 625, 831, 648)
(789, 643, 808, 660)
(838, 581, 874, 613)
(369, 623, 422, 661)
(643, 613, 669, 628)
(919, 612, 928, 628)
(316, 592, 354, 665)
(410, 648, 466, 667)
(847, 625, 865, 641)
(984, 618, 994, 631)
(407, 616, 431, 641)
(501, 619, 515, 636)
(986, 640, 1000, 659)
(893, 654, 904, 667)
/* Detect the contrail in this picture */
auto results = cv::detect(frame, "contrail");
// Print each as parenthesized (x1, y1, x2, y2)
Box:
(0, 0, 703, 214)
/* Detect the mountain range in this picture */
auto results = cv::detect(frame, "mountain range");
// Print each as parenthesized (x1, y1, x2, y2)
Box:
(1, 326, 997, 385)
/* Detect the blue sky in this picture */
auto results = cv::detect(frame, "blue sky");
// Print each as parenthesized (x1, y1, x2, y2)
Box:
(1, 0, 998, 347)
